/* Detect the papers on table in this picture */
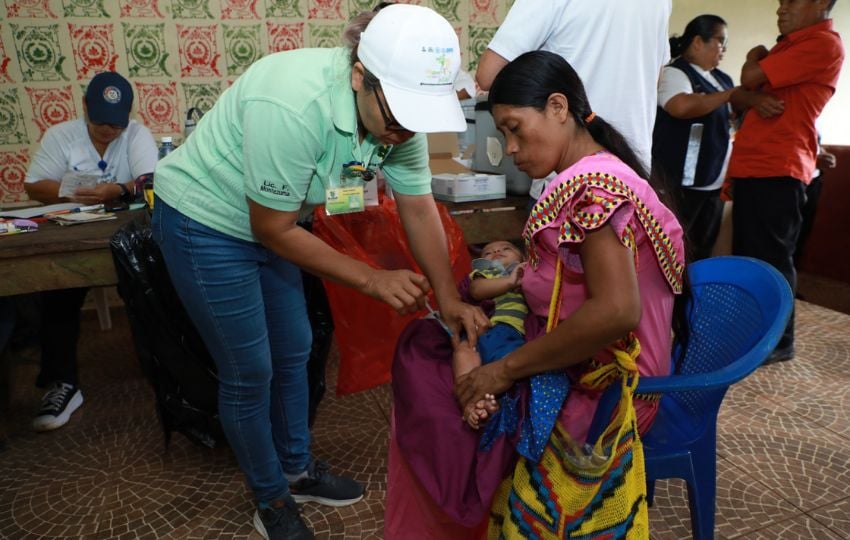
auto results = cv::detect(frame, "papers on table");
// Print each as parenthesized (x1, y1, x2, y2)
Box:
(48, 211, 117, 226)
(0, 203, 82, 219)
(58, 171, 100, 198)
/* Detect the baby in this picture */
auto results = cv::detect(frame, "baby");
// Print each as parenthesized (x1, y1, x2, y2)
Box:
(453, 240, 527, 429)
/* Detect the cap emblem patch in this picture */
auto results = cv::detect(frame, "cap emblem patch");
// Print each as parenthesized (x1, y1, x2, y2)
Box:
(103, 86, 122, 104)
(420, 47, 455, 86)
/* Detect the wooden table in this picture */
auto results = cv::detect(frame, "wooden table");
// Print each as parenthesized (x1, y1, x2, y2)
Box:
(0, 210, 148, 296)
(1, 195, 527, 294)
(438, 195, 529, 245)
(1, 209, 148, 410)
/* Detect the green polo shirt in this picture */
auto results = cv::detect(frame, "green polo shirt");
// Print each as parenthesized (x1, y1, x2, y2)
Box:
(154, 47, 431, 242)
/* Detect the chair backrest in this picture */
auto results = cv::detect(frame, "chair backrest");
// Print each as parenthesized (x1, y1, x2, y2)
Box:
(670, 256, 793, 418)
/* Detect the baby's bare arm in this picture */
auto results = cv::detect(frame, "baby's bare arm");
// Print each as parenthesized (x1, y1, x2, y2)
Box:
(469, 276, 515, 300)
(469, 264, 525, 301)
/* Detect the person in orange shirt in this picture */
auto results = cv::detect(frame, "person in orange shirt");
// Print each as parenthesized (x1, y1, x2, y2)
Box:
(726, 0, 843, 364)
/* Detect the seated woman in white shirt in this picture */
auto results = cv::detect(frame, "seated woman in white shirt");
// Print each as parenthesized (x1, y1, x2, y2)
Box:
(23, 71, 157, 432)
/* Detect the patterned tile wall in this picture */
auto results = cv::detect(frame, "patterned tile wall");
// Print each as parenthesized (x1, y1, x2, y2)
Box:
(0, 0, 514, 202)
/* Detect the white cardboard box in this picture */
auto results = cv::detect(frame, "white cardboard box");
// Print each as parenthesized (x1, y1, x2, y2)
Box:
(431, 173, 506, 203)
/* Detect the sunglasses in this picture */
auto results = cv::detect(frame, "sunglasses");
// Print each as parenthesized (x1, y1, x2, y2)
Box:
(373, 90, 409, 133)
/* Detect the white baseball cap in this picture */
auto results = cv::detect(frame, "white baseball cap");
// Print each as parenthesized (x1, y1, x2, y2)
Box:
(358, 4, 466, 133)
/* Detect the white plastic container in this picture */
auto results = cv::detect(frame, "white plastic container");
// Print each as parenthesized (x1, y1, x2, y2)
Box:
(472, 97, 532, 196)
(431, 173, 506, 203)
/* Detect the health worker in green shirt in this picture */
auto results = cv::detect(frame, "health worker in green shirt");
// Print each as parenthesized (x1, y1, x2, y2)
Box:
(151, 5, 490, 539)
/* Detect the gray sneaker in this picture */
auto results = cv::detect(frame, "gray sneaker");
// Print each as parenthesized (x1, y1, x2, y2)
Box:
(253, 497, 313, 540)
(289, 460, 365, 507)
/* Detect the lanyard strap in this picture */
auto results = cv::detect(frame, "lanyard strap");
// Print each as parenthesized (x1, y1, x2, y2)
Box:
(545, 257, 565, 334)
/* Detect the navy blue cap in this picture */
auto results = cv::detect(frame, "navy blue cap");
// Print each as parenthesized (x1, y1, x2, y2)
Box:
(85, 72, 133, 128)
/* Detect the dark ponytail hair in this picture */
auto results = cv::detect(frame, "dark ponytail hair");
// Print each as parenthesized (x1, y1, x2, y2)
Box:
(669, 14, 727, 59)
(488, 51, 649, 180)
(489, 50, 692, 370)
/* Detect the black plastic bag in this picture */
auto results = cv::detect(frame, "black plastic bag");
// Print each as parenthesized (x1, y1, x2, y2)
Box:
(111, 221, 223, 449)
(110, 221, 333, 449)
(298, 220, 334, 427)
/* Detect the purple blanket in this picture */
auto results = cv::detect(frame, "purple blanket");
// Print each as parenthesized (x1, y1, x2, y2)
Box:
(391, 317, 522, 527)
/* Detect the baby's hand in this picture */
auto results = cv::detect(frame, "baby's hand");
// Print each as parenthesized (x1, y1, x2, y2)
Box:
(509, 262, 526, 289)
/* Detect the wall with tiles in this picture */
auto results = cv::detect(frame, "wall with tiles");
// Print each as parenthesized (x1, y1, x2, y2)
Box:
(2, 0, 848, 203)
(0, 0, 516, 202)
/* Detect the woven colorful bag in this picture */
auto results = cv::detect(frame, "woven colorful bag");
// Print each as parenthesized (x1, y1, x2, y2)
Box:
(488, 258, 649, 539)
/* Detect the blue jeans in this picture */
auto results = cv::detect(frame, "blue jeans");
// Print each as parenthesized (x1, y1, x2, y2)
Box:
(152, 198, 312, 503)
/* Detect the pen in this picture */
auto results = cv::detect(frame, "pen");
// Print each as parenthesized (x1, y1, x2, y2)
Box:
(75, 204, 105, 213)
(46, 204, 105, 216)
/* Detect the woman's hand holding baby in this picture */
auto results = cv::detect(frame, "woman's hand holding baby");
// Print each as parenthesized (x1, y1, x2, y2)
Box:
(455, 359, 514, 427)
(441, 297, 491, 346)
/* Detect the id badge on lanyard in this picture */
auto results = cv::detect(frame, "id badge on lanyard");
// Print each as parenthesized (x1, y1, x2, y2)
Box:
(325, 145, 391, 215)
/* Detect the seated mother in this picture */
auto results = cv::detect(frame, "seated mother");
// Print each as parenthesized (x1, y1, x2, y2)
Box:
(386, 50, 688, 539)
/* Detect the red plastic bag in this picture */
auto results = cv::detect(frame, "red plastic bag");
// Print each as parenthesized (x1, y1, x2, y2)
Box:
(312, 197, 471, 395)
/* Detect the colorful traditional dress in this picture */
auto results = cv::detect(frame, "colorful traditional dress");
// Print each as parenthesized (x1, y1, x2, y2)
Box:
(523, 152, 684, 441)
(386, 152, 685, 539)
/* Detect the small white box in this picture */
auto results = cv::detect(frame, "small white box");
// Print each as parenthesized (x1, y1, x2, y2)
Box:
(431, 173, 506, 203)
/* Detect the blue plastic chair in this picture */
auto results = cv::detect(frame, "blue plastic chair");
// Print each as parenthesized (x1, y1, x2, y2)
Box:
(588, 256, 793, 540)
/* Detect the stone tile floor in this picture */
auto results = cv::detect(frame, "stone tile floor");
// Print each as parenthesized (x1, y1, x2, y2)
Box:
(0, 299, 848, 539)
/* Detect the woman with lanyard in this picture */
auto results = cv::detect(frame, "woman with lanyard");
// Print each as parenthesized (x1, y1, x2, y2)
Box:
(652, 15, 776, 261)
(151, 5, 489, 539)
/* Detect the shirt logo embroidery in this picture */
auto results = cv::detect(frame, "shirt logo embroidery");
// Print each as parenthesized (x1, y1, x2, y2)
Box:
(260, 180, 291, 197)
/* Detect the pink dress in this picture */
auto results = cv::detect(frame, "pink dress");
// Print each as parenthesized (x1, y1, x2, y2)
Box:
(385, 152, 685, 539)
(523, 152, 685, 440)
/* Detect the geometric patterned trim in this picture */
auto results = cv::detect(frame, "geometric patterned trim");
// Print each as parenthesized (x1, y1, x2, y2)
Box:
(523, 171, 684, 294)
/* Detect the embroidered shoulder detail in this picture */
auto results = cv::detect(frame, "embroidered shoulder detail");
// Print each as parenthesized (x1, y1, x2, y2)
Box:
(523, 172, 683, 293)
